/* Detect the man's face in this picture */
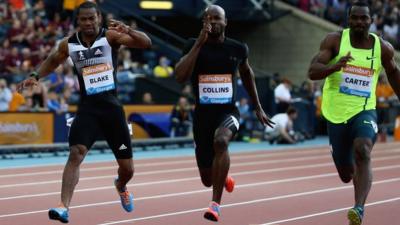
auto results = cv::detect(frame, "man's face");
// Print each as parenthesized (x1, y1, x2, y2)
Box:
(290, 112, 298, 120)
(348, 6, 372, 34)
(203, 9, 226, 38)
(77, 8, 100, 36)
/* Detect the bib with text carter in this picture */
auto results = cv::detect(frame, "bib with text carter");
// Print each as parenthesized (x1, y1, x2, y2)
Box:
(82, 63, 115, 95)
(339, 65, 373, 97)
(199, 74, 233, 104)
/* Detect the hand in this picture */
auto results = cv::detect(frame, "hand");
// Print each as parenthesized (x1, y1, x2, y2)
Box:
(255, 106, 275, 128)
(196, 16, 211, 46)
(108, 19, 130, 34)
(16, 77, 38, 94)
(332, 51, 354, 71)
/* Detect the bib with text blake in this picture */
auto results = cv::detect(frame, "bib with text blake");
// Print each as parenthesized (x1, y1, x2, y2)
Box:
(82, 63, 115, 95)
(339, 65, 373, 97)
(199, 74, 233, 104)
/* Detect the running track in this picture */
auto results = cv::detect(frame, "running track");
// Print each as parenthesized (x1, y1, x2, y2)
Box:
(0, 141, 399, 225)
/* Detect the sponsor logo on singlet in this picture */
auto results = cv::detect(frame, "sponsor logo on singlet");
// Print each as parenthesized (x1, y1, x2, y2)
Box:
(340, 65, 374, 97)
(199, 74, 233, 104)
(82, 63, 115, 95)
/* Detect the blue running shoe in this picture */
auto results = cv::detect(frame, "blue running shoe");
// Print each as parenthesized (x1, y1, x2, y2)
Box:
(114, 178, 134, 212)
(48, 207, 69, 223)
(347, 207, 363, 225)
(204, 201, 221, 222)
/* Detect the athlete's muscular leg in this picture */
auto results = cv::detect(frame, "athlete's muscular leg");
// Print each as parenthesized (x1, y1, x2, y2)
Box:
(115, 158, 134, 191)
(61, 145, 89, 208)
(212, 127, 233, 204)
(198, 168, 212, 187)
(352, 138, 373, 207)
(335, 165, 354, 183)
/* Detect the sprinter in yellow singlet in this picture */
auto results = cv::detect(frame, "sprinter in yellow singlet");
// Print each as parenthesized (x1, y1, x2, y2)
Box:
(308, 1, 400, 225)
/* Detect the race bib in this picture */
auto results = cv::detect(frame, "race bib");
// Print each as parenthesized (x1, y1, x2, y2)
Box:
(82, 63, 115, 95)
(339, 65, 373, 97)
(199, 74, 233, 104)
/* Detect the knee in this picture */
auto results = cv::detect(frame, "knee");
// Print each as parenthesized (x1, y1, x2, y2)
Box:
(213, 135, 228, 153)
(68, 145, 87, 165)
(119, 163, 134, 177)
(201, 176, 212, 187)
(339, 173, 353, 183)
(337, 167, 354, 183)
(354, 142, 372, 163)
(124, 166, 134, 177)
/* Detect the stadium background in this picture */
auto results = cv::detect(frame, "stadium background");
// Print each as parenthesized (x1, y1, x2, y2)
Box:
(0, 0, 399, 150)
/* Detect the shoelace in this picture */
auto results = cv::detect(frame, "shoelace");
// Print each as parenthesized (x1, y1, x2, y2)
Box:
(119, 190, 131, 205)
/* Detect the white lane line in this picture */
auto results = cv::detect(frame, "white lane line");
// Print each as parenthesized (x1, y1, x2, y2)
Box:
(260, 197, 400, 224)
(0, 145, 324, 171)
(97, 178, 400, 225)
(0, 162, 333, 201)
(0, 154, 337, 188)
(4, 152, 400, 189)
(0, 147, 333, 178)
(1, 155, 399, 201)
(0, 143, 400, 174)
(1, 166, 399, 219)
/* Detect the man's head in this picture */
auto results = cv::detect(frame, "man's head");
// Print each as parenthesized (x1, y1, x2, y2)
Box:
(348, 1, 372, 35)
(203, 5, 227, 38)
(178, 96, 189, 108)
(76, 1, 101, 36)
(286, 107, 298, 120)
(0, 79, 7, 89)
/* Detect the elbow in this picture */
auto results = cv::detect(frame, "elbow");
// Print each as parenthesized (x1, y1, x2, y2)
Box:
(144, 37, 152, 48)
(175, 73, 186, 83)
(174, 69, 187, 83)
(307, 70, 318, 81)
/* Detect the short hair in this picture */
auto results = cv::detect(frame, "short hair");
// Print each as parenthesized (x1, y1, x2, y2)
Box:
(349, 1, 372, 16)
(76, 1, 100, 16)
(287, 107, 297, 115)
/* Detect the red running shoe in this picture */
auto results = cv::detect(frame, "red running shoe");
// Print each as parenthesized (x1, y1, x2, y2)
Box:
(225, 176, 235, 193)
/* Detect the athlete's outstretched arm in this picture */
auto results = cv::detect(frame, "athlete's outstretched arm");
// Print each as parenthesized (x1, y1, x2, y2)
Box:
(381, 40, 400, 99)
(175, 17, 211, 83)
(107, 19, 151, 49)
(239, 59, 274, 128)
(308, 32, 352, 80)
(17, 39, 69, 92)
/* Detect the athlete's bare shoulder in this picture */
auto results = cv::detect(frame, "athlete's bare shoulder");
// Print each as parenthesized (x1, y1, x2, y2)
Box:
(318, 31, 341, 56)
(380, 37, 395, 59)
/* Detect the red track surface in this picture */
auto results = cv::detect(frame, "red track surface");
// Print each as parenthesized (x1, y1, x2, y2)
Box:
(1, 142, 400, 225)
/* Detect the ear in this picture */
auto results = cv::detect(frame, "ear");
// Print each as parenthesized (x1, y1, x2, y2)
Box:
(98, 13, 103, 26)
(224, 18, 228, 26)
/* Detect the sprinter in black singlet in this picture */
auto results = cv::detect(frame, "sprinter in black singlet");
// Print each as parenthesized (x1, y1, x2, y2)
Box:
(175, 5, 274, 222)
(17, 2, 151, 223)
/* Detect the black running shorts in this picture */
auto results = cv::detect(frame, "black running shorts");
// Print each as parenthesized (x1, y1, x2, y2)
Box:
(193, 106, 240, 168)
(327, 110, 377, 167)
(68, 104, 133, 159)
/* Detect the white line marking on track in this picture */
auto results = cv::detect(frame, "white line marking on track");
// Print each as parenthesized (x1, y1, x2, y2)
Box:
(3, 152, 400, 189)
(0, 148, 332, 178)
(0, 166, 399, 219)
(97, 178, 400, 225)
(1, 156, 399, 201)
(260, 197, 400, 224)
(0, 154, 338, 188)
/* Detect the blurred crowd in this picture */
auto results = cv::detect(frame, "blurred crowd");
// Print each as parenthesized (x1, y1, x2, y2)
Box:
(287, 0, 400, 49)
(0, 0, 176, 113)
